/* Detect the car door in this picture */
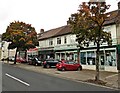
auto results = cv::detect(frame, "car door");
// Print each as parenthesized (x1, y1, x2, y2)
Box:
(64, 61, 70, 70)
(68, 61, 75, 70)
(73, 62, 79, 70)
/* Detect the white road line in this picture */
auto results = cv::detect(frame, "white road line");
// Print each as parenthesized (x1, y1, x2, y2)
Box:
(5, 73, 30, 87)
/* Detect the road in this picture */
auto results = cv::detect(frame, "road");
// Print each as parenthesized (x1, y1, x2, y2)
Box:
(2, 63, 118, 92)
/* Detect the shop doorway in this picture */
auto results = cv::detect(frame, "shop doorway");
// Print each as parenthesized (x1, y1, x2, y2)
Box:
(99, 55, 105, 70)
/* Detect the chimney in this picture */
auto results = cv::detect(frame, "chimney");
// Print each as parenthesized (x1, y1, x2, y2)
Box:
(40, 29, 44, 33)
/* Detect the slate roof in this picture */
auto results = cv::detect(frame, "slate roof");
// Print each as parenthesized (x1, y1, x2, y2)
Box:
(38, 25, 72, 40)
(104, 10, 118, 26)
(38, 9, 120, 41)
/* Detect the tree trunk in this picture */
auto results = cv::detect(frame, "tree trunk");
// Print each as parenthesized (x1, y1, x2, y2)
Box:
(24, 50, 27, 62)
(77, 48, 80, 64)
(95, 43, 100, 81)
(24, 50, 27, 59)
(14, 48, 18, 64)
(118, 70, 120, 90)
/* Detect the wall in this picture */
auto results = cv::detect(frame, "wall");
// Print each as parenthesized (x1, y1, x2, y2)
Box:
(39, 24, 117, 49)
(116, 24, 120, 44)
(1, 42, 16, 59)
(39, 34, 77, 49)
(104, 24, 117, 45)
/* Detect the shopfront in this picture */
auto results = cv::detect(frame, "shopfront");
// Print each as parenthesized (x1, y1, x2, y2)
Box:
(80, 47, 117, 72)
(38, 47, 55, 60)
(55, 50, 77, 61)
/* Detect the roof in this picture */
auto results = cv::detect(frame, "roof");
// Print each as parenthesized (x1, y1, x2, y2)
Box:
(104, 10, 119, 26)
(38, 25, 72, 40)
(38, 10, 120, 40)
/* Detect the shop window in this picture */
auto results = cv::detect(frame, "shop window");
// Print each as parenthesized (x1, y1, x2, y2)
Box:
(69, 53, 74, 60)
(80, 52, 86, 65)
(106, 51, 116, 66)
(66, 53, 74, 61)
(56, 53, 60, 60)
(87, 51, 95, 65)
(61, 53, 65, 60)
(57, 37, 61, 44)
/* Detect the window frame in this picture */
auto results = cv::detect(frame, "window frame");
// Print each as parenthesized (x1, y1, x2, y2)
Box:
(49, 39, 53, 46)
(64, 36, 67, 44)
(57, 37, 61, 45)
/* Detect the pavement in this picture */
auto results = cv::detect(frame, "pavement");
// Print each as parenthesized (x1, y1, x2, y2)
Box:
(2, 61, 120, 90)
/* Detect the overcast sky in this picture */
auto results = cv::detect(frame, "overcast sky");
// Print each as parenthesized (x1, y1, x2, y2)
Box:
(0, 0, 119, 34)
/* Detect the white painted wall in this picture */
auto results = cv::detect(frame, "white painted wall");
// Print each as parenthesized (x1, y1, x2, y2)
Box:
(39, 24, 117, 49)
(105, 66, 118, 72)
(104, 24, 117, 45)
(39, 34, 77, 48)
(116, 24, 120, 44)
(1, 42, 16, 59)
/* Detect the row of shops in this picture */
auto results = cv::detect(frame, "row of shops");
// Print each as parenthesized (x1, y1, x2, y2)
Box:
(27, 45, 118, 72)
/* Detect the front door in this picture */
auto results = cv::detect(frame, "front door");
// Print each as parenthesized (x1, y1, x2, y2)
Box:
(99, 55, 105, 70)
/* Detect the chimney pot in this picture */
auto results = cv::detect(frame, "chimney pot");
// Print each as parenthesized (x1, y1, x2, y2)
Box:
(40, 29, 44, 33)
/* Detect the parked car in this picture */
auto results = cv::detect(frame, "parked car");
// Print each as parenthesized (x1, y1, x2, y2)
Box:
(28, 57, 42, 66)
(28, 57, 33, 65)
(33, 57, 42, 66)
(56, 60, 82, 71)
(16, 57, 27, 63)
(42, 59, 59, 68)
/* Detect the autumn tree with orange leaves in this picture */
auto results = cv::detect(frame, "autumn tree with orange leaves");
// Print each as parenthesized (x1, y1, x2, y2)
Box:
(2, 21, 39, 64)
(68, 1, 112, 82)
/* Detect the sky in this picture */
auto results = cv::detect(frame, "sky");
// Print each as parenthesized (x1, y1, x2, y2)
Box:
(0, 0, 119, 34)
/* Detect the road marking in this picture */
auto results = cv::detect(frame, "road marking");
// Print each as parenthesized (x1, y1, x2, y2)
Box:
(5, 73, 30, 87)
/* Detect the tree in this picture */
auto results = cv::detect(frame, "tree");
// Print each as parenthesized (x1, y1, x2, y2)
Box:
(2, 21, 39, 64)
(68, 1, 112, 82)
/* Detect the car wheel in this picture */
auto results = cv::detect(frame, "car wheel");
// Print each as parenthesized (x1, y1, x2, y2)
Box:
(78, 66, 82, 71)
(33, 63, 36, 66)
(35, 63, 38, 66)
(42, 65, 45, 68)
(61, 67, 65, 71)
(46, 64, 50, 68)
(57, 69, 60, 71)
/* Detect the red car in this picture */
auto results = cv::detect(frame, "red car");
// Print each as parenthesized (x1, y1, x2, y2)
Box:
(16, 57, 27, 63)
(56, 60, 82, 71)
